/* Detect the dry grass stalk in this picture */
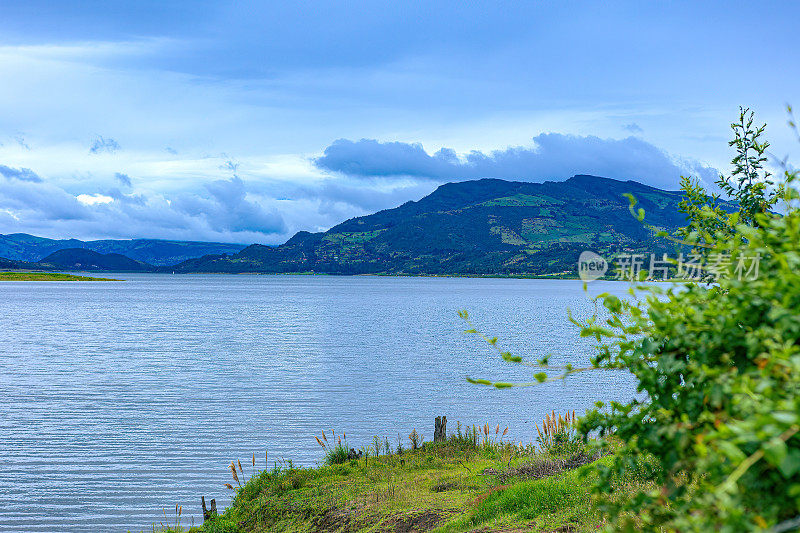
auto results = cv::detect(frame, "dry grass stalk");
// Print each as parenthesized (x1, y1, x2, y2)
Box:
(230, 461, 241, 486)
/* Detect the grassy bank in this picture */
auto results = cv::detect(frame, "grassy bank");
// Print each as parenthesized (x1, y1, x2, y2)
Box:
(155, 423, 653, 533)
(0, 271, 119, 281)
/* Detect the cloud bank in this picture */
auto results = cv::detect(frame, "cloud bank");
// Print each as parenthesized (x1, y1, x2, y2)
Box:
(314, 133, 718, 191)
(0, 128, 721, 245)
(0, 169, 288, 243)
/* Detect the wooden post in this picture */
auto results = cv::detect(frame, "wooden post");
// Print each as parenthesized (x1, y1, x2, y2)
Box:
(434, 415, 448, 442)
(202, 496, 218, 521)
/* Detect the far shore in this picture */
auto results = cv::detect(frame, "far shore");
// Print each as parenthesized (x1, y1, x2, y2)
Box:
(0, 272, 120, 281)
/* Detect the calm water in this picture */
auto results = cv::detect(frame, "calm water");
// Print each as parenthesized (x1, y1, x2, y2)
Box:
(0, 275, 638, 532)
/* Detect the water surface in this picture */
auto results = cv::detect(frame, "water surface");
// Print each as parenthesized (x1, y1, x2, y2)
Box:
(0, 275, 637, 532)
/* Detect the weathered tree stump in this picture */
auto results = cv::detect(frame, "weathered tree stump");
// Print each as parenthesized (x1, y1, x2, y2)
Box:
(434, 415, 447, 442)
(201, 496, 218, 521)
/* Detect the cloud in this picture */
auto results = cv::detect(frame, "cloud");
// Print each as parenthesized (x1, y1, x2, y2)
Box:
(89, 136, 121, 154)
(0, 164, 43, 182)
(76, 193, 113, 206)
(314, 133, 718, 190)
(623, 123, 643, 134)
(173, 176, 286, 234)
(0, 167, 287, 243)
(114, 172, 132, 187)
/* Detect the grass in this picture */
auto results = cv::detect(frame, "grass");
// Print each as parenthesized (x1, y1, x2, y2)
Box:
(149, 422, 653, 533)
(0, 271, 120, 281)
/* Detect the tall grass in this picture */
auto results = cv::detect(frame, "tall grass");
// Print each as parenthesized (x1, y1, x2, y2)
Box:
(314, 429, 351, 465)
(535, 410, 581, 454)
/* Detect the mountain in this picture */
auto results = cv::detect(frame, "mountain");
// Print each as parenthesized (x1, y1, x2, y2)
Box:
(35, 249, 155, 272)
(169, 175, 694, 276)
(0, 249, 155, 272)
(0, 234, 247, 266)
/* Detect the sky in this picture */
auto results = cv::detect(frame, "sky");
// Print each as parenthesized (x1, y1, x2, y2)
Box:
(0, 1, 798, 244)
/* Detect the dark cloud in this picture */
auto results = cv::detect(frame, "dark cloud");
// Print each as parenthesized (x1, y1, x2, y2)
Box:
(314, 133, 718, 190)
(623, 123, 644, 134)
(89, 136, 121, 154)
(0, 164, 43, 182)
(114, 172, 132, 187)
(314, 139, 458, 179)
(165, 146, 178, 155)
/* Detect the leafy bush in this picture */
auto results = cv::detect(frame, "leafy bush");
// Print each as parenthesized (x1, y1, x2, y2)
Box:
(577, 184, 800, 530)
(462, 108, 800, 531)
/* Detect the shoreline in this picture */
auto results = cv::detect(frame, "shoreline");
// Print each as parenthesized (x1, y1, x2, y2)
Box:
(151, 422, 633, 533)
(0, 272, 120, 281)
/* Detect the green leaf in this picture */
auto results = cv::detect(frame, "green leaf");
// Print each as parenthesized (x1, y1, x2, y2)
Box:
(772, 412, 799, 425)
(717, 441, 746, 462)
(763, 438, 789, 467)
(778, 450, 800, 478)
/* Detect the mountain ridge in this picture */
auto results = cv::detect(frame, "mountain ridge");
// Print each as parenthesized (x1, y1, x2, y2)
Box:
(0, 233, 247, 266)
(0, 175, 706, 276)
(167, 175, 694, 276)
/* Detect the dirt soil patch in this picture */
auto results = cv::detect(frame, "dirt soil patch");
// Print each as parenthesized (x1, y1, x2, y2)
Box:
(381, 509, 461, 532)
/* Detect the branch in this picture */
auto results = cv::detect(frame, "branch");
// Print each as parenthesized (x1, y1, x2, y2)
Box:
(458, 310, 622, 388)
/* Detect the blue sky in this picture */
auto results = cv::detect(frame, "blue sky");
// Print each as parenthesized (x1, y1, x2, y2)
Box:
(0, 1, 798, 243)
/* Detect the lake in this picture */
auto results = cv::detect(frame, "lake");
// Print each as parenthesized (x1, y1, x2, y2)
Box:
(0, 275, 638, 532)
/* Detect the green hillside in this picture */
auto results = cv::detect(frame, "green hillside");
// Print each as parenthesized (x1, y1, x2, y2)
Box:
(171, 175, 693, 276)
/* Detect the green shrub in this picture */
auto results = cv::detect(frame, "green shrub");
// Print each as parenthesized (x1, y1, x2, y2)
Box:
(572, 110, 800, 531)
(323, 443, 350, 465)
(462, 108, 800, 531)
(577, 189, 800, 530)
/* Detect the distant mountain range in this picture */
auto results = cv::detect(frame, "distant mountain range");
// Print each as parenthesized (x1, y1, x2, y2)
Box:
(0, 175, 700, 276)
(0, 233, 247, 266)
